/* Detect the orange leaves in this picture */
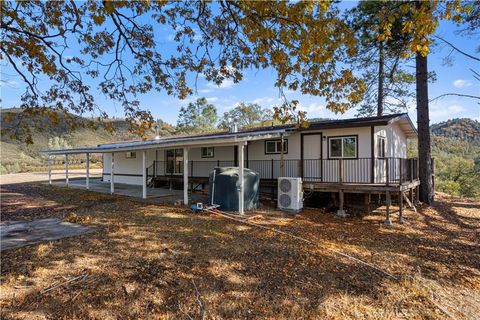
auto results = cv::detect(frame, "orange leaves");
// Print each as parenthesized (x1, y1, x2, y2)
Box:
(92, 14, 106, 25)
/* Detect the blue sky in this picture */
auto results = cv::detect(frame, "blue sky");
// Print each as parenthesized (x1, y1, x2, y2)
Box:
(1, 2, 478, 126)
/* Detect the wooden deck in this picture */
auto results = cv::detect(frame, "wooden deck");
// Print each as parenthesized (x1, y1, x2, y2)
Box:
(152, 175, 420, 193)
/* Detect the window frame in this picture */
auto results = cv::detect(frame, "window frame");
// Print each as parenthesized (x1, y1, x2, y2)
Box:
(201, 147, 215, 158)
(125, 151, 136, 159)
(264, 139, 288, 154)
(377, 136, 386, 158)
(327, 135, 358, 159)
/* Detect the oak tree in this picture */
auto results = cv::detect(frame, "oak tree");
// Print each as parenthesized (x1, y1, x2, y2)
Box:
(1, 1, 365, 142)
(218, 102, 272, 130)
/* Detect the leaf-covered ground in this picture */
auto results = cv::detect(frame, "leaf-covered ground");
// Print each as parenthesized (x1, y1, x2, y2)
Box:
(1, 184, 479, 319)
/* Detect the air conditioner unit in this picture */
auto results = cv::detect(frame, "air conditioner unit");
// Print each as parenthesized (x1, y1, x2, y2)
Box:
(277, 177, 303, 212)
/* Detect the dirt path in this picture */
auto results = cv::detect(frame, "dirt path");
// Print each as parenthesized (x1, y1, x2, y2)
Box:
(0, 169, 103, 185)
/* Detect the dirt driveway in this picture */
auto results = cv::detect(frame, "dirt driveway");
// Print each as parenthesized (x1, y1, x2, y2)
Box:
(1, 183, 479, 319)
(0, 169, 102, 185)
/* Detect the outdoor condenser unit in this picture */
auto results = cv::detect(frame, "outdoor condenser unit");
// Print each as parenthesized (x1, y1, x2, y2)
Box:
(277, 177, 303, 212)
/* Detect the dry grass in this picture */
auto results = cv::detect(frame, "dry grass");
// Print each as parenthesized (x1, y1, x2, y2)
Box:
(1, 184, 479, 319)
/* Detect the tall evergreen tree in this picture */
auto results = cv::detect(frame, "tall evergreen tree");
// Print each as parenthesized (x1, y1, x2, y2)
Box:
(346, 1, 415, 117)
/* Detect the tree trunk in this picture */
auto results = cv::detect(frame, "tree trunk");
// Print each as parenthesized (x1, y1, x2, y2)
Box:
(416, 53, 434, 204)
(377, 42, 385, 116)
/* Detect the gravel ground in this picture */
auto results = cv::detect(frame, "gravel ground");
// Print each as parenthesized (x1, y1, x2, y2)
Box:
(0, 169, 103, 185)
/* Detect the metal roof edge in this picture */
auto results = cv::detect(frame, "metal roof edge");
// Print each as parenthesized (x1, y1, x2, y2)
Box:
(40, 128, 288, 155)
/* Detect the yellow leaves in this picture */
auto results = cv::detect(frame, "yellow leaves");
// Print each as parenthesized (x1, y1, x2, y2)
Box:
(402, 21, 413, 34)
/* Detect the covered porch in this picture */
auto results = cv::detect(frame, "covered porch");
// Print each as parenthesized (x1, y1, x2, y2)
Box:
(41, 127, 288, 215)
(50, 178, 184, 200)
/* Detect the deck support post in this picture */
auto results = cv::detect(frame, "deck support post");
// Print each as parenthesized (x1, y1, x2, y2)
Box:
(48, 156, 52, 185)
(110, 152, 114, 194)
(384, 191, 393, 226)
(336, 190, 347, 217)
(65, 154, 69, 186)
(409, 188, 414, 209)
(399, 191, 404, 224)
(238, 142, 245, 215)
(142, 150, 147, 199)
(86, 153, 90, 190)
(183, 147, 189, 205)
(365, 193, 371, 215)
(415, 185, 420, 205)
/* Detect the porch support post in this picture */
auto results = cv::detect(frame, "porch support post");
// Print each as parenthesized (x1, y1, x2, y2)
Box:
(110, 152, 114, 194)
(238, 142, 245, 215)
(384, 191, 393, 226)
(370, 126, 375, 183)
(65, 154, 69, 186)
(48, 156, 52, 185)
(86, 152, 90, 190)
(142, 150, 147, 199)
(183, 147, 189, 205)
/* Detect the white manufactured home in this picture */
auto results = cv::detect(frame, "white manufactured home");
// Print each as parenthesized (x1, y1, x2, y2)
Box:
(43, 113, 421, 222)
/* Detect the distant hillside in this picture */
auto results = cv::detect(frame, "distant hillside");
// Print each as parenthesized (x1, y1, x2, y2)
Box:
(0, 109, 154, 173)
(431, 118, 480, 145)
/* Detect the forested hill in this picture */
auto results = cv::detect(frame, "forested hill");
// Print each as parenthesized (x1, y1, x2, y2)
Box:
(427, 118, 480, 199)
(0, 108, 150, 173)
(431, 118, 480, 145)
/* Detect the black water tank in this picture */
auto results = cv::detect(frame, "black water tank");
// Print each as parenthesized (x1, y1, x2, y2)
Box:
(208, 167, 260, 211)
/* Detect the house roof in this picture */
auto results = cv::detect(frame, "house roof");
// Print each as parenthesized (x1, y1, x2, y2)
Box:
(41, 113, 417, 155)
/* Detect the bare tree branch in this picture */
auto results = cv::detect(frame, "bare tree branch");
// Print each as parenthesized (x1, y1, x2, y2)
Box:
(434, 35, 480, 62)
(430, 93, 480, 102)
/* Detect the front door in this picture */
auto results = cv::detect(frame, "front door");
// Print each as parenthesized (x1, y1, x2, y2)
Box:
(166, 149, 183, 175)
(302, 133, 322, 181)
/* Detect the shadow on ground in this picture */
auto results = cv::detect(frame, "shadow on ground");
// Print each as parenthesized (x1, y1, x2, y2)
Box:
(1, 183, 479, 319)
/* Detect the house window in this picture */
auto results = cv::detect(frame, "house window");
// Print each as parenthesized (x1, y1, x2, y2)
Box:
(377, 136, 386, 158)
(201, 147, 214, 158)
(328, 136, 357, 158)
(126, 151, 136, 159)
(265, 139, 288, 154)
(166, 149, 183, 174)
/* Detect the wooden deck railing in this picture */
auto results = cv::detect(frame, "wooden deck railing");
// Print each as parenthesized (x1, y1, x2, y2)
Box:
(148, 157, 419, 186)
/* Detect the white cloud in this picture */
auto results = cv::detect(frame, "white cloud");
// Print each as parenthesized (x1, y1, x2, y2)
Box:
(453, 79, 472, 88)
(251, 97, 275, 105)
(430, 103, 466, 119)
(297, 102, 328, 118)
(1, 79, 18, 86)
(207, 79, 235, 89)
(206, 97, 219, 103)
(198, 88, 213, 94)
